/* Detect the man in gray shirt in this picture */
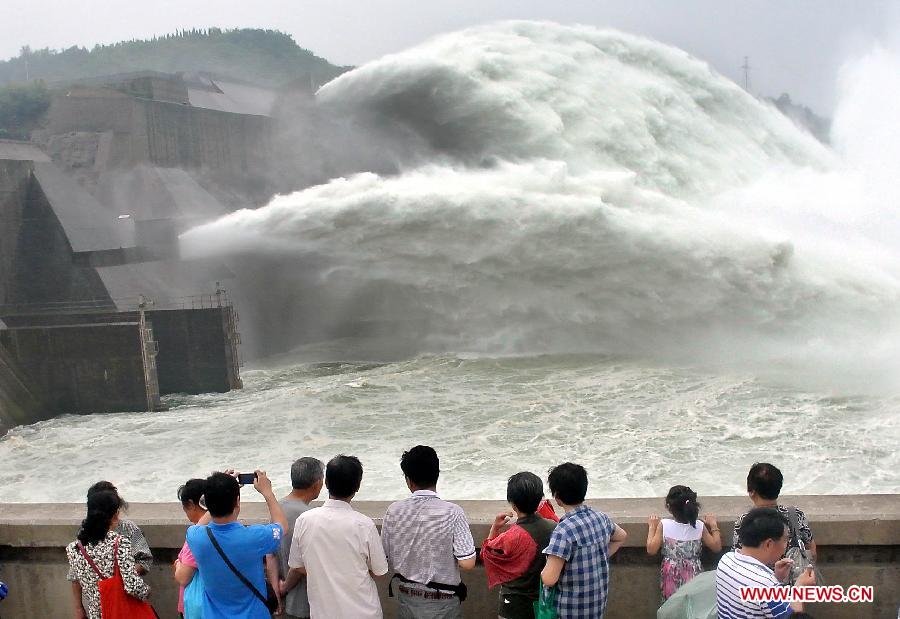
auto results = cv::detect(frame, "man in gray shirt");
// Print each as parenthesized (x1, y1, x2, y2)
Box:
(277, 457, 324, 619)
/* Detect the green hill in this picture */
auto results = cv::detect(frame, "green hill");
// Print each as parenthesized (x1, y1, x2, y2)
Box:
(0, 28, 350, 89)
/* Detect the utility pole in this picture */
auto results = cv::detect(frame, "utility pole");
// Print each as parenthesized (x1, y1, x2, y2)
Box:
(741, 56, 751, 92)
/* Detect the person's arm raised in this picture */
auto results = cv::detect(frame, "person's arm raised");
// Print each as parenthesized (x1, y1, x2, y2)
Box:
(701, 513, 722, 553)
(254, 470, 288, 533)
(646, 515, 663, 555)
(487, 511, 514, 541)
(608, 524, 627, 557)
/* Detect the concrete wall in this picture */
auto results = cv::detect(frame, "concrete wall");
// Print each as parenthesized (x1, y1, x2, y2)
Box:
(42, 92, 272, 178)
(0, 159, 113, 312)
(0, 306, 243, 419)
(0, 161, 32, 309)
(0, 496, 897, 618)
(0, 321, 149, 414)
(150, 307, 242, 394)
(0, 343, 43, 435)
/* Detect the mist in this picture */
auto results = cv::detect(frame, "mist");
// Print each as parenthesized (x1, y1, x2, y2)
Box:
(182, 21, 900, 392)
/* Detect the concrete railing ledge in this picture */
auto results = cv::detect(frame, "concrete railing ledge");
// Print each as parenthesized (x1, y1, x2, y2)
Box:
(2, 495, 898, 618)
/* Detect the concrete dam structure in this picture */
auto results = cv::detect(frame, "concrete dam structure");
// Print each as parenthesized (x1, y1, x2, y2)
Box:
(0, 495, 897, 618)
(0, 70, 274, 433)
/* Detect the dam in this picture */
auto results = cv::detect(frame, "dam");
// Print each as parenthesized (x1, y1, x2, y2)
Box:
(0, 20, 897, 617)
(0, 70, 275, 433)
(0, 20, 896, 505)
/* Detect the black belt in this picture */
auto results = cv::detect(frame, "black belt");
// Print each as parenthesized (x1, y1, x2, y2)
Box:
(388, 573, 468, 602)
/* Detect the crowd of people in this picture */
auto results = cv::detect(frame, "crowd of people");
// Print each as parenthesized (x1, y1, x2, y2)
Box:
(65, 454, 821, 619)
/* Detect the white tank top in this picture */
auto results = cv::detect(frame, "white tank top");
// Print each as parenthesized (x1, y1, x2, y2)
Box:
(661, 518, 704, 541)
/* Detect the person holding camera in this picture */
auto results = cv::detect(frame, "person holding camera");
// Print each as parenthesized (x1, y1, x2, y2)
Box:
(186, 470, 287, 619)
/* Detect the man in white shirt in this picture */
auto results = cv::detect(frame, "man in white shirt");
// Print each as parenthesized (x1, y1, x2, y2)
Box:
(716, 507, 816, 618)
(282, 455, 388, 619)
(381, 445, 476, 619)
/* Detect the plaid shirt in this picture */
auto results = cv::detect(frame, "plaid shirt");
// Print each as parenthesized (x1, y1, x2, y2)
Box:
(382, 490, 476, 587)
(543, 505, 616, 618)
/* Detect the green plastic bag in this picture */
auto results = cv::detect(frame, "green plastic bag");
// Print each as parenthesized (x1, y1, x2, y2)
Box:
(656, 571, 718, 619)
(533, 583, 559, 619)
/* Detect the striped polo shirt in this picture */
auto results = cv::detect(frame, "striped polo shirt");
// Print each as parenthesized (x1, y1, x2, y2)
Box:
(381, 490, 476, 589)
(716, 551, 794, 618)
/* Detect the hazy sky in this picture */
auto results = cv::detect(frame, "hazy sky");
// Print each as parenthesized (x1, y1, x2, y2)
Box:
(3, 0, 898, 113)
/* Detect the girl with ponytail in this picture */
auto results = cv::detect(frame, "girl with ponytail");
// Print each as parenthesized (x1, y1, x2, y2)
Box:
(646, 485, 722, 601)
(174, 478, 208, 618)
(66, 490, 151, 618)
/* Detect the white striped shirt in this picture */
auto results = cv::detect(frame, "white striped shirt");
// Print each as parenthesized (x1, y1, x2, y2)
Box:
(381, 490, 476, 587)
(716, 551, 794, 619)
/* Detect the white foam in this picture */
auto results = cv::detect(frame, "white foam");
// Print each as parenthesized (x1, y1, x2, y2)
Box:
(182, 22, 900, 390)
(0, 355, 896, 502)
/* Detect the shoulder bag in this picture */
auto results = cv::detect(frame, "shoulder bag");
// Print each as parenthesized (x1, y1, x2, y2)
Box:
(205, 527, 279, 613)
(77, 538, 158, 619)
(785, 507, 825, 585)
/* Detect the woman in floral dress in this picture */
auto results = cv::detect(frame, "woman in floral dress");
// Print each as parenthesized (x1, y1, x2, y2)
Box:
(646, 485, 722, 601)
(66, 489, 151, 619)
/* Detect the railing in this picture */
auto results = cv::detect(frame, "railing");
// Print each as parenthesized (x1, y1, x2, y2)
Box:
(1, 284, 245, 395)
(0, 298, 119, 315)
(0, 287, 236, 316)
(138, 309, 162, 412)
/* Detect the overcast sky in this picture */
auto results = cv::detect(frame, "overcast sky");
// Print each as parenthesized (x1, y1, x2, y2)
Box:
(3, 0, 898, 113)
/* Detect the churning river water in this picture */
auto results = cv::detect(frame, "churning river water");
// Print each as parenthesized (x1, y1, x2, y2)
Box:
(3, 21, 900, 501)
(0, 353, 897, 502)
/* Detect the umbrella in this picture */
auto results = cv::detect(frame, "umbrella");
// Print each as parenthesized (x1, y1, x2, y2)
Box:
(657, 571, 718, 619)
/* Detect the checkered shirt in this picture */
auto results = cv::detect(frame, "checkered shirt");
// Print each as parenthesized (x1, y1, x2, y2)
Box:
(381, 490, 476, 587)
(543, 505, 616, 618)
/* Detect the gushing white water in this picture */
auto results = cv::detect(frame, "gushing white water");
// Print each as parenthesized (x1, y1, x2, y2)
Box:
(183, 22, 900, 390)
(2, 22, 899, 503)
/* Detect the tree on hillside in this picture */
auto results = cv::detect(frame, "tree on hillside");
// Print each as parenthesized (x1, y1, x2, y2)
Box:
(0, 81, 50, 139)
(0, 28, 350, 88)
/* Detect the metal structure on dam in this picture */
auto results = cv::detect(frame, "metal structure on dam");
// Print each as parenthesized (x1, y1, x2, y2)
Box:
(0, 71, 275, 433)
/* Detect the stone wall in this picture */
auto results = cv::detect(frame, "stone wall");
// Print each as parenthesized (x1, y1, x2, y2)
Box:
(0, 343, 43, 435)
(151, 307, 243, 394)
(41, 91, 273, 180)
(0, 320, 149, 414)
(0, 160, 32, 308)
(0, 495, 897, 618)
(0, 160, 113, 312)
